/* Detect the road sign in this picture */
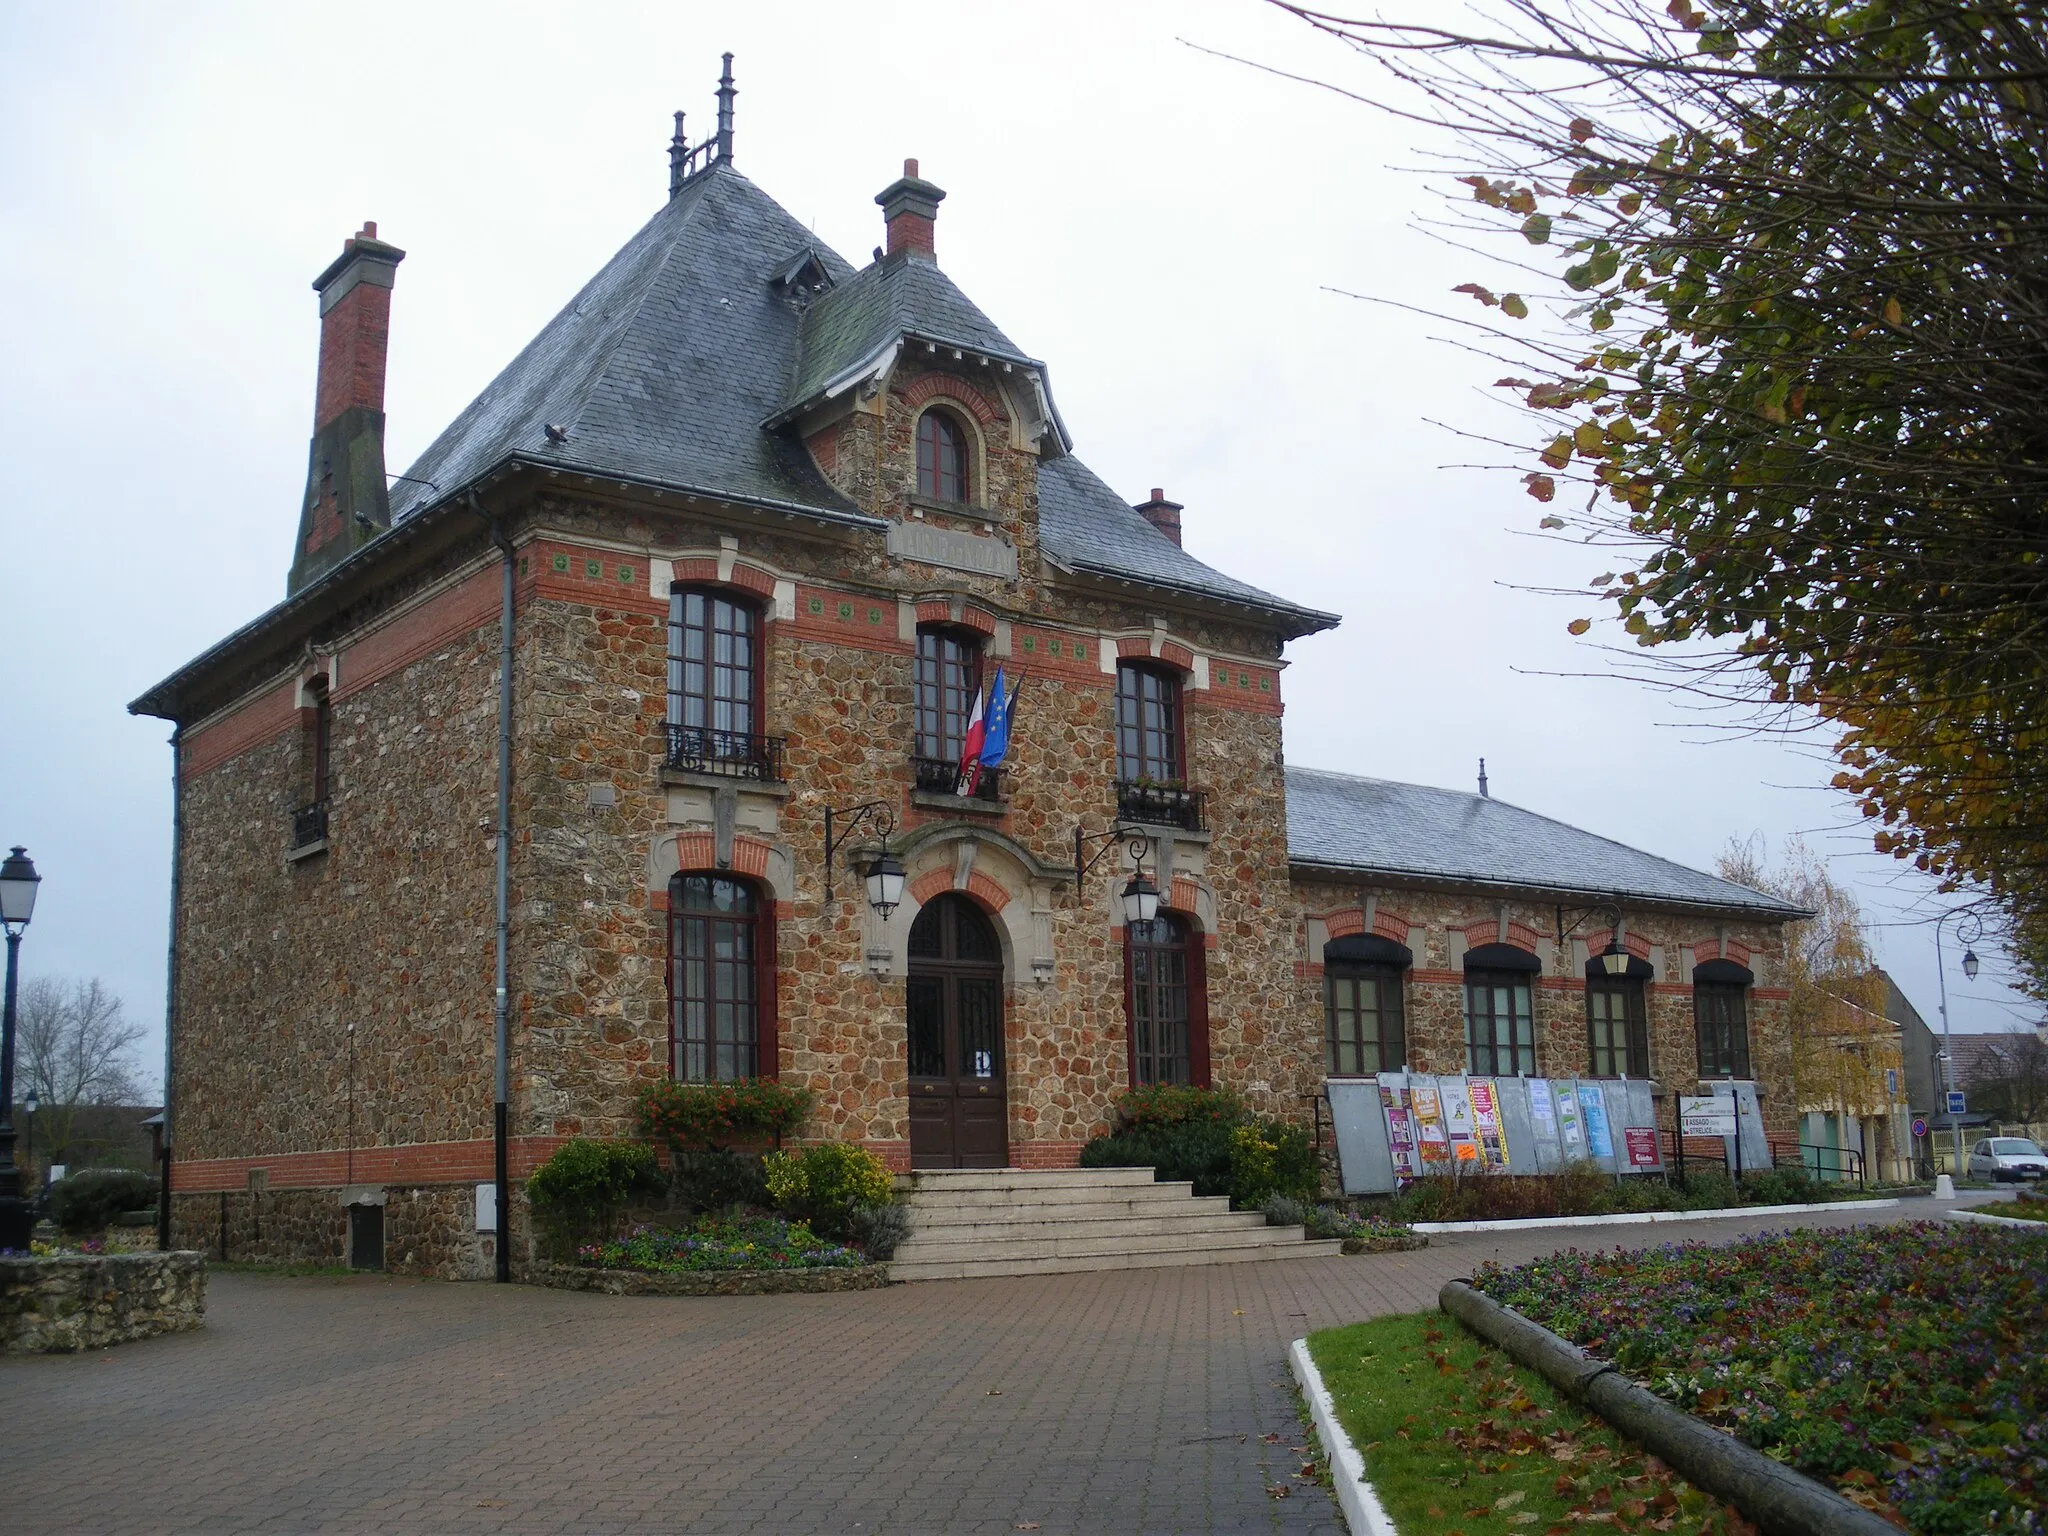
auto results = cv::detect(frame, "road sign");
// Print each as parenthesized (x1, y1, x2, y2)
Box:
(1911, 1117, 1928, 1140)
(1680, 1096, 1737, 1137)
(1885, 1068, 1899, 1097)
(1946, 1090, 1968, 1115)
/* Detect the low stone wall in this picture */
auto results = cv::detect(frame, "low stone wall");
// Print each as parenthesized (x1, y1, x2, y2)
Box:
(531, 1261, 888, 1297)
(1, 1251, 207, 1354)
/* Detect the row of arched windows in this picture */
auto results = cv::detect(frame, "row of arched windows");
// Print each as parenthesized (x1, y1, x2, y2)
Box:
(1322, 937, 1754, 1082)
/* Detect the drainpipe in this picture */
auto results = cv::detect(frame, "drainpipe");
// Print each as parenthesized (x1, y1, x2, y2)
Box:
(470, 491, 515, 1283)
(158, 727, 183, 1251)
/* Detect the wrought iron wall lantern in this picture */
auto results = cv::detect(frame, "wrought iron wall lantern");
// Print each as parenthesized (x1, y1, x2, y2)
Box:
(1074, 824, 1160, 926)
(1600, 911, 1633, 976)
(822, 800, 905, 918)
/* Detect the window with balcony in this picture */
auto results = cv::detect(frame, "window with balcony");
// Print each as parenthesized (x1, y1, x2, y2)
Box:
(1115, 662, 1201, 829)
(913, 625, 994, 797)
(667, 586, 781, 780)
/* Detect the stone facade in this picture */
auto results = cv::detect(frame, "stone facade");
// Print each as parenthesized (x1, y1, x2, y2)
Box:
(1, 1251, 207, 1354)
(137, 151, 1801, 1275)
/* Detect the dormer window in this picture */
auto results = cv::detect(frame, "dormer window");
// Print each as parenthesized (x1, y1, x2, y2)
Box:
(916, 409, 969, 504)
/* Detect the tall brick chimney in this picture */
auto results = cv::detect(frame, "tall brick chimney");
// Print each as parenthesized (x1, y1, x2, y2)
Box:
(1135, 488, 1184, 546)
(288, 222, 406, 595)
(876, 159, 945, 263)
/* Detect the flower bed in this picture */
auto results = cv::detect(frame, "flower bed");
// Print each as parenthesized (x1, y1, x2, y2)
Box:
(576, 1217, 863, 1274)
(1387, 1161, 1876, 1225)
(1472, 1223, 2047, 1533)
(1306, 1206, 1427, 1253)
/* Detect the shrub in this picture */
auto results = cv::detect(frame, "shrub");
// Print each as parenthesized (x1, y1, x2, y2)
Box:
(526, 1139, 662, 1257)
(1080, 1119, 1238, 1196)
(1114, 1084, 1245, 1132)
(578, 1216, 861, 1273)
(49, 1169, 159, 1237)
(764, 1143, 895, 1240)
(847, 1202, 913, 1261)
(669, 1149, 769, 1214)
(1259, 1194, 1309, 1228)
(635, 1079, 814, 1153)
(1228, 1120, 1319, 1208)
(1740, 1165, 1826, 1207)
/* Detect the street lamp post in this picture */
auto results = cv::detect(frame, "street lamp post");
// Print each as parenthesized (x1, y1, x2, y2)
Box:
(0, 846, 43, 1252)
(1933, 908, 1982, 1180)
(23, 1086, 38, 1190)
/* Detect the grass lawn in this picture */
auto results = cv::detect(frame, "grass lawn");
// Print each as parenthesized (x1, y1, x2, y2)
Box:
(1308, 1313, 1752, 1536)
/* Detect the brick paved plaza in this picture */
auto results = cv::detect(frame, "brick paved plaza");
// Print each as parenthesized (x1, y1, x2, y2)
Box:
(0, 1201, 1948, 1535)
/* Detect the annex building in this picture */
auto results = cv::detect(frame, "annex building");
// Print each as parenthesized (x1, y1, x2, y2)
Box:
(132, 72, 1803, 1274)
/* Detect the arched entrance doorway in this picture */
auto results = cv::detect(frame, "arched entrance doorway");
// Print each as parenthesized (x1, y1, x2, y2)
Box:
(906, 894, 1008, 1168)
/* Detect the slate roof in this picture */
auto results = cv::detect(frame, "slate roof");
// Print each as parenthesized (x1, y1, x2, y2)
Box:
(390, 165, 870, 528)
(383, 162, 1328, 630)
(782, 252, 1033, 410)
(1285, 766, 1805, 917)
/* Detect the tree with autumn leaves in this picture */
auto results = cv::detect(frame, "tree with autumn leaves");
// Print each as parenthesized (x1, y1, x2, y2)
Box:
(1273, 1, 2048, 986)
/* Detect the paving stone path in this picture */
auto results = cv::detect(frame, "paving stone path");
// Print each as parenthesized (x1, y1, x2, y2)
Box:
(0, 1198, 1965, 1534)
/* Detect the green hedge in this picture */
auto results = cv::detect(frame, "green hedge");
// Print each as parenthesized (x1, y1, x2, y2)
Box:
(764, 1143, 895, 1241)
(526, 1139, 662, 1257)
(49, 1169, 160, 1236)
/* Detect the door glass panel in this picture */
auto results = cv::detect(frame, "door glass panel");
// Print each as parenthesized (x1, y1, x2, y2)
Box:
(958, 979, 1002, 1078)
(907, 977, 946, 1078)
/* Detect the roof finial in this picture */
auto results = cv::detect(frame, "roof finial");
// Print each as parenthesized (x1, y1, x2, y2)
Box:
(715, 53, 736, 163)
(668, 110, 687, 200)
(1478, 757, 1490, 798)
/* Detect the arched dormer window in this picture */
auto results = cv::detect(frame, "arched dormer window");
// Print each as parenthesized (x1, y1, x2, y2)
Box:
(916, 408, 970, 504)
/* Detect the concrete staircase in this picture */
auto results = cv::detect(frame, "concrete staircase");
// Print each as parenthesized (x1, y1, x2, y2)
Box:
(888, 1167, 1342, 1282)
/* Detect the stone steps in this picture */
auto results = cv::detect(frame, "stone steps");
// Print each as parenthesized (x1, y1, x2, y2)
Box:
(889, 1167, 1340, 1282)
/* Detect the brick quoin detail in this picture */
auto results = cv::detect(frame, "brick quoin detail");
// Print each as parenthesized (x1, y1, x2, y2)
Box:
(1116, 637, 1151, 659)
(673, 558, 719, 583)
(1466, 919, 1540, 954)
(1586, 928, 1654, 961)
(1375, 909, 1413, 944)
(910, 869, 954, 907)
(1323, 908, 1365, 940)
(675, 832, 715, 869)
(965, 872, 1010, 912)
(728, 562, 776, 598)
(916, 600, 952, 626)
(1169, 876, 1203, 915)
(1692, 937, 1753, 968)
(960, 606, 997, 636)
(730, 837, 771, 879)
(1160, 642, 1195, 671)
(900, 371, 1000, 426)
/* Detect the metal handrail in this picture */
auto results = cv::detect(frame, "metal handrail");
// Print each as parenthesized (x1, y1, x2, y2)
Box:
(912, 756, 1002, 802)
(1115, 778, 1206, 832)
(663, 724, 786, 783)
(291, 801, 328, 849)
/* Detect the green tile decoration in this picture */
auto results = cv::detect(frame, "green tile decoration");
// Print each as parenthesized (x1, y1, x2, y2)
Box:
(868, 608, 882, 624)
(618, 565, 633, 583)
(551, 553, 570, 573)
(585, 559, 602, 579)
(1022, 636, 1036, 652)
(807, 596, 824, 615)
(837, 602, 853, 619)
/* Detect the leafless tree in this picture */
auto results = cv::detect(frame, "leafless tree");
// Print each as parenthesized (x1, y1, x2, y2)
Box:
(16, 977, 150, 1171)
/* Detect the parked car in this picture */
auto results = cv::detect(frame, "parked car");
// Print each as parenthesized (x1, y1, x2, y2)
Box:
(1966, 1137, 2048, 1182)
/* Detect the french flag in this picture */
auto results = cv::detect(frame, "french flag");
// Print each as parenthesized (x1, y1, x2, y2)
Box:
(957, 682, 987, 793)
(958, 669, 1015, 794)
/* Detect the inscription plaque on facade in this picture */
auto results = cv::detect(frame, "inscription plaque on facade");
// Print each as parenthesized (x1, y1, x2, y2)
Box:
(886, 521, 1018, 580)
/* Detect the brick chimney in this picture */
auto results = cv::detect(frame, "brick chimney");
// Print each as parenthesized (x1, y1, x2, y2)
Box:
(1135, 488, 1184, 546)
(288, 222, 406, 595)
(875, 159, 945, 263)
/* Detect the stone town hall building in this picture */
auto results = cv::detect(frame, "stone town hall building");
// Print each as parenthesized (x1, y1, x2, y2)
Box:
(132, 79, 1801, 1274)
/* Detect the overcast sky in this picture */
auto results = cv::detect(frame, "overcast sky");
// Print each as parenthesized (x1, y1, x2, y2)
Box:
(2, 0, 2035, 1095)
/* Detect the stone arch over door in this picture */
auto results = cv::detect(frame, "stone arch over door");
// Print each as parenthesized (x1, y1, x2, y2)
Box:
(874, 824, 1058, 986)
(905, 893, 1009, 1169)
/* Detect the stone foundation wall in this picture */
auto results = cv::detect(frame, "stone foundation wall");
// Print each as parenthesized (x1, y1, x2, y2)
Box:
(171, 1183, 515, 1280)
(1, 1251, 206, 1354)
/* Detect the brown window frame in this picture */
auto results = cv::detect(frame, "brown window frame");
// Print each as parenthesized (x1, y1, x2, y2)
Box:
(914, 625, 985, 761)
(916, 408, 970, 504)
(1585, 971, 1651, 1077)
(1326, 965, 1407, 1077)
(1115, 662, 1185, 783)
(1124, 912, 1209, 1087)
(666, 873, 778, 1082)
(1693, 961, 1753, 1078)
(308, 680, 332, 804)
(1464, 946, 1539, 1077)
(668, 585, 763, 740)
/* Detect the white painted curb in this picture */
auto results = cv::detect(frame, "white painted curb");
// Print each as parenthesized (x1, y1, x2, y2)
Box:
(1290, 1336, 1400, 1536)
(1943, 1208, 2048, 1229)
(1408, 1197, 1898, 1235)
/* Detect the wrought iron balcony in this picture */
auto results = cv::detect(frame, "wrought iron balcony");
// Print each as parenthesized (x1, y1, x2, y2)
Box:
(291, 801, 329, 849)
(664, 724, 787, 783)
(1115, 779, 1206, 832)
(912, 755, 1002, 803)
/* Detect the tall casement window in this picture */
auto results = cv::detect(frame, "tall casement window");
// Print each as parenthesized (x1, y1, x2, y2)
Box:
(668, 873, 773, 1081)
(1464, 943, 1539, 1076)
(1115, 663, 1184, 783)
(1693, 959, 1754, 1078)
(914, 626, 983, 763)
(1126, 913, 1208, 1087)
(668, 586, 760, 750)
(1585, 957, 1652, 1077)
(916, 409, 970, 504)
(1324, 934, 1410, 1076)
(292, 678, 333, 851)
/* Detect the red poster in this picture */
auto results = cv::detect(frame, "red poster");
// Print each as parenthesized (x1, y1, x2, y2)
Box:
(1623, 1127, 1661, 1169)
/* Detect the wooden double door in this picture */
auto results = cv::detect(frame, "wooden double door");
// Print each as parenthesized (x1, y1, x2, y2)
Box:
(906, 895, 1009, 1169)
